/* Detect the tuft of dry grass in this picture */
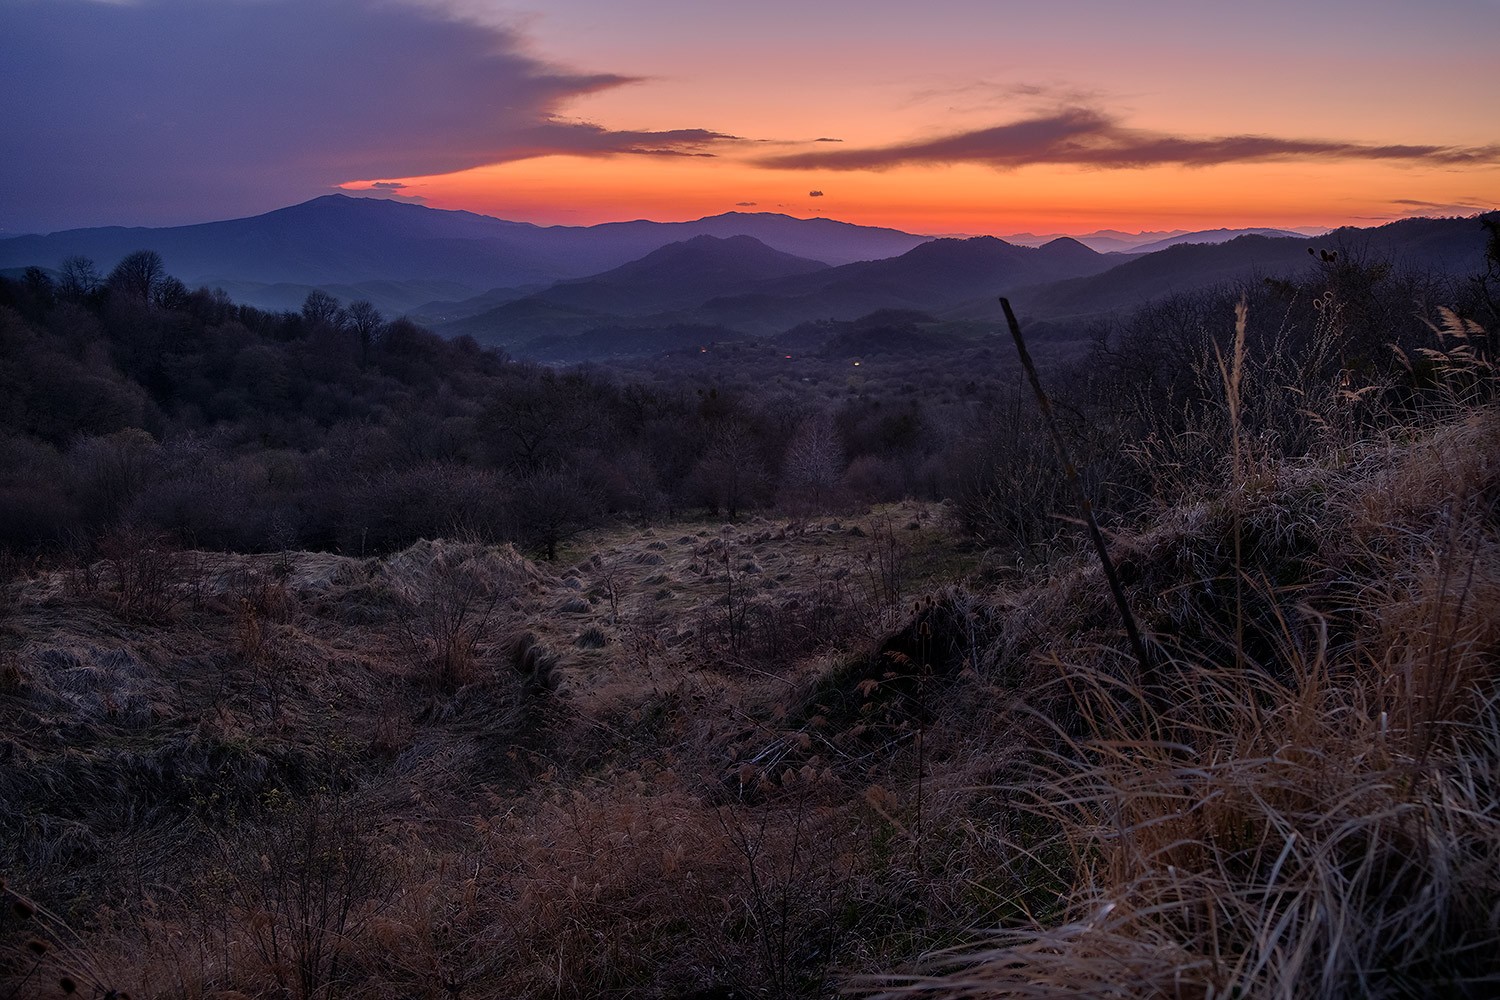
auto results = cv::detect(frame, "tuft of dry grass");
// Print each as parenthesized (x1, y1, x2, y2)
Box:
(869, 623, 1500, 997)
(862, 303, 1500, 999)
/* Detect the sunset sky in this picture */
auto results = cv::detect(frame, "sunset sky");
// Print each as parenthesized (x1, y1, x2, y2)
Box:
(3, 0, 1498, 236)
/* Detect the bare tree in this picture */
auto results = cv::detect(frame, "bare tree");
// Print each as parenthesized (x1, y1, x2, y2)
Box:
(513, 466, 603, 560)
(58, 255, 102, 300)
(780, 412, 844, 513)
(153, 274, 190, 311)
(347, 299, 382, 366)
(20, 266, 55, 309)
(68, 429, 160, 527)
(301, 289, 348, 331)
(480, 374, 595, 474)
(106, 249, 166, 303)
(691, 420, 766, 520)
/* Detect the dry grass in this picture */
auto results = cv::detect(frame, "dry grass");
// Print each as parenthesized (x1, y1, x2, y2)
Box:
(860, 310, 1500, 999)
(868, 602, 1500, 997)
(0, 504, 973, 998)
(2, 300, 1496, 997)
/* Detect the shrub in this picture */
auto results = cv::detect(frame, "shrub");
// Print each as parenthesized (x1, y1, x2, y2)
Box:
(209, 795, 391, 1000)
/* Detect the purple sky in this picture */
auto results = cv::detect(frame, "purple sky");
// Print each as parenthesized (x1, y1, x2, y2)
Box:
(3, 0, 1497, 236)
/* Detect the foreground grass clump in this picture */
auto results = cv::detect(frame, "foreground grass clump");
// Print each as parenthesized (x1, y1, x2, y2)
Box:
(873, 605, 1500, 997)
(0, 507, 972, 997)
(866, 314, 1500, 997)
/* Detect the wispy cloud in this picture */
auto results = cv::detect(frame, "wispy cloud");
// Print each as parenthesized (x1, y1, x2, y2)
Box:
(1388, 197, 1496, 215)
(760, 107, 1500, 171)
(905, 80, 1102, 113)
(0, 0, 740, 230)
(515, 122, 742, 158)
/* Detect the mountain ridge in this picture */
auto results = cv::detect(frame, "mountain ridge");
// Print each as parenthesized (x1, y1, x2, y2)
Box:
(466, 213, 1495, 356)
(0, 195, 933, 313)
(446, 232, 1118, 346)
(958, 214, 1497, 324)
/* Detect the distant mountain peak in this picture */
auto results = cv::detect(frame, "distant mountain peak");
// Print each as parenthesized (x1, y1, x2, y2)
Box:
(677, 233, 765, 246)
(901, 235, 1024, 261)
(617, 233, 825, 273)
(0, 197, 928, 314)
(276, 192, 537, 228)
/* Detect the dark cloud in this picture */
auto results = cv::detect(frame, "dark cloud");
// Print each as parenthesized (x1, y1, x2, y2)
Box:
(735, 201, 758, 207)
(761, 107, 1500, 172)
(0, 0, 740, 231)
(813, 137, 844, 143)
(808, 190, 825, 197)
(370, 182, 408, 190)
(1389, 197, 1495, 214)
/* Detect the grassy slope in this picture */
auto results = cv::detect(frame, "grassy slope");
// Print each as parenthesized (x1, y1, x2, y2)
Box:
(2, 504, 982, 997)
(3, 366, 1498, 997)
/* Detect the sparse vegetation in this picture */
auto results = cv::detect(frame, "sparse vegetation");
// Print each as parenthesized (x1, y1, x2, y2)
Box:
(2, 224, 1497, 997)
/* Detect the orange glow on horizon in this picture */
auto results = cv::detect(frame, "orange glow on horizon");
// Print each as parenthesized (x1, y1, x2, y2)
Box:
(324, 1, 1499, 239)
(342, 154, 1500, 237)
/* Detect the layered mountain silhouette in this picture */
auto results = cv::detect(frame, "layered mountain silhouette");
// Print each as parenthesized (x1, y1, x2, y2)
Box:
(2, 193, 1491, 363)
(1004, 226, 1321, 253)
(699, 235, 1115, 331)
(502, 235, 830, 317)
(516, 214, 1493, 356)
(0, 195, 932, 313)
(0, 196, 552, 292)
(954, 214, 1496, 324)
(445, 233, 1122, 346)
(441, 235, 833, 342)
(1126, 227, 1308, 254)
(964, 235, 1316, 322)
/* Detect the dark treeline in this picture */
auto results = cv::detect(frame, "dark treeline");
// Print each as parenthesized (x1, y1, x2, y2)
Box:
(0, 252, 965, 560)
(3, 224, 1496, 563)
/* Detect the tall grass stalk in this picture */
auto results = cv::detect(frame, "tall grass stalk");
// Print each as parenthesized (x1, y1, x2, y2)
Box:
(1215, 297, 1249, 671)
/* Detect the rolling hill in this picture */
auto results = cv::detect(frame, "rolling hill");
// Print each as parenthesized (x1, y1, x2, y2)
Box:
(1126, 227, 1309, 254)
(0, 195, 559, 291)
(956, 213, 1498, 324)
(505, 235, 830, 317)
(446, 234, 1120, 347)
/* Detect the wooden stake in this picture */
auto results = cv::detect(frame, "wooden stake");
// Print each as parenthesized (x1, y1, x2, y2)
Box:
(1000, 297, 1157, 691)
